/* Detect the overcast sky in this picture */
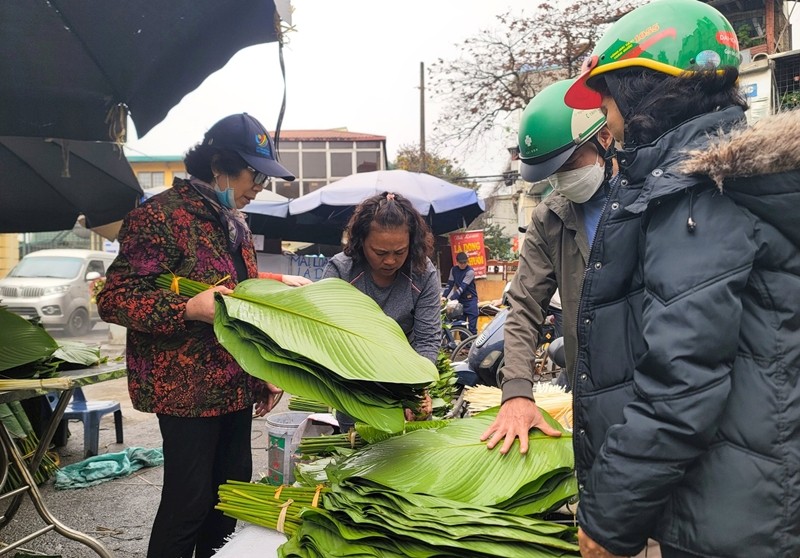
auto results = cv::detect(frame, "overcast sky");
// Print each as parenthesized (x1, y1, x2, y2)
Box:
(125, 0, 541, 177)
(126, 0, 800, 178)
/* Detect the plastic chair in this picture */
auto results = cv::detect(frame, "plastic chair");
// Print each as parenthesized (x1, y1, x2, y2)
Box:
(47, 387, 123, 458)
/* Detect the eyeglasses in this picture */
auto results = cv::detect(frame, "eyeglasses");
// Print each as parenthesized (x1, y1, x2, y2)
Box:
(247, 166, 268, 186)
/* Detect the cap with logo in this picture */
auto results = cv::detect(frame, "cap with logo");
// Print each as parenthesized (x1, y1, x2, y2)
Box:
(202, 113, 295, 181)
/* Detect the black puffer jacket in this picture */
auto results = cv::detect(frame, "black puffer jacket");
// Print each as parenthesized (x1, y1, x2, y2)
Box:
(575, 106, 800, 557)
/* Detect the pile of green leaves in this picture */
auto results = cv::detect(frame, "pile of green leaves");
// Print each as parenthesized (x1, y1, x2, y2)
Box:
(0, 308, 102, 379)
(0, 401, 60, 491)
(214, 278, 439, 433)
(274, 409, 578, 557)
(280, 482, 579, 557)
(330, 408, 576, 516)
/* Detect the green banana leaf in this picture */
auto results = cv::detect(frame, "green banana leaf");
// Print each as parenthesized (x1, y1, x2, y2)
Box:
(52, 340, 102, 367)
(0, 308, 58, 373)
(279, 481, 579, 557)
(214, 278, 439, 433)
(215, 314, 406, 432)
(355, 419, 451, 444)
(221, 279, 437, 384)
(330, 408, 574, 509)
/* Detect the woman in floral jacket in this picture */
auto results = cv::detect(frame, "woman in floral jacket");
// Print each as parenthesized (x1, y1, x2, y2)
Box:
(98, 113, 308, 558)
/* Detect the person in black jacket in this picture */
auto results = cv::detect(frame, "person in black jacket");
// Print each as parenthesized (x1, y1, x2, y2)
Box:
(562, 0, 800, 557)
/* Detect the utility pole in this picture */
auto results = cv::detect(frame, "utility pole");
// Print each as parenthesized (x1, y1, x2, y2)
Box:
(419, 61, 426, 173)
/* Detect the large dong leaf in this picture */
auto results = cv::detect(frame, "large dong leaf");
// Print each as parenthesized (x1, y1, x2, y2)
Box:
(222, 278, 438, 385)
(330, 407, 574, 508)
(215, 307, 406, 433)
(0, 308, 58, 373)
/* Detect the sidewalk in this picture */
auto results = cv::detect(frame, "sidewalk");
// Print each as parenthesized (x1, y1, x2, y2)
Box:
(0, 336, 289, 557)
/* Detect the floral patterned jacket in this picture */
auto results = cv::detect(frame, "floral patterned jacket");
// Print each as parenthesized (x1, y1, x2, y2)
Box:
(97, 179, 267, 417)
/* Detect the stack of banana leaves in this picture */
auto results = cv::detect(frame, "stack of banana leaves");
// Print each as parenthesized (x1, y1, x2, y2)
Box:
(213, 278, 439, 434)
(0, 308, 107, 490)
(0, 307, 106, 385)
(218, 408, 580, 557)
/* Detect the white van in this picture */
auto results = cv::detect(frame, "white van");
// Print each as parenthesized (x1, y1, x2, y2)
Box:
(0, 249, 117, 336)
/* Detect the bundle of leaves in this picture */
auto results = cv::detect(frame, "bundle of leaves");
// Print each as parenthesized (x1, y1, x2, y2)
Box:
(329, 408, 576, 516)
(288, 395, 330, 413)
(214, 278, 439, 434)
(0, 401, 60, 492)
(274, 410, 578, 556)
(429, 349, 457, 417)
(279, 481, 579, 557)
(0, 308, 103, 383)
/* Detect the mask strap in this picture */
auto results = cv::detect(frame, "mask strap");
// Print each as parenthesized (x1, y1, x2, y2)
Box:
(588, 135, 615, 183)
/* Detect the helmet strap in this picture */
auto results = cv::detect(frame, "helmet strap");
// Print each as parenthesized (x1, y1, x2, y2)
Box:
(588, 135, 616, 183)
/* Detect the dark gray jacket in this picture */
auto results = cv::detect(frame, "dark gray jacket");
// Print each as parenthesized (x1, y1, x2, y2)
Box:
(575, 106, 800, 557)
(322, 253, 441, 364)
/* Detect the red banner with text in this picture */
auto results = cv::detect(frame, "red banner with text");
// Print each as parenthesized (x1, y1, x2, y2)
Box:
(449, 230, 487, 278)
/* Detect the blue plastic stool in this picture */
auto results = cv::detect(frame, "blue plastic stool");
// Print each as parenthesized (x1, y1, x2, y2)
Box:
(47, 387, 123, 458)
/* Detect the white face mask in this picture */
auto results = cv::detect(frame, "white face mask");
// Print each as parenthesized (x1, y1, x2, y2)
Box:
(547, 159, 605, 203)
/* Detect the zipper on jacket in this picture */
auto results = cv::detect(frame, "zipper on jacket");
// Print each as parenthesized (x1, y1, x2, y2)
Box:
(571, 174, 622, 477)
(573, 174, 620, 382)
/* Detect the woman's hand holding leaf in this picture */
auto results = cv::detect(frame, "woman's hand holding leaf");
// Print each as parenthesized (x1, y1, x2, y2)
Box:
(184, 286, 232, 324)
(281, 274, 313, 287)
(254, 382, 284, 416)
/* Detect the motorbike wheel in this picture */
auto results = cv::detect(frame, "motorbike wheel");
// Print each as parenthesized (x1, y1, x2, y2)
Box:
(450, 334, 477, 363)
(441, 325, 473, 351)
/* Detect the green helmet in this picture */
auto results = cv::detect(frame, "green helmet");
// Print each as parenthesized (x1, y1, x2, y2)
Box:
(565, 0, 740, 109)
(518, 79, 606, 182)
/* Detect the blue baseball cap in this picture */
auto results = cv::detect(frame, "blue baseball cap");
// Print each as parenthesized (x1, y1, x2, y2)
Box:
(202, 113, 295, 181)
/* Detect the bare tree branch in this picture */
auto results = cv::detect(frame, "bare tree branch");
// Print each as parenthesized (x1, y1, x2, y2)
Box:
(429, 0, 646, 153)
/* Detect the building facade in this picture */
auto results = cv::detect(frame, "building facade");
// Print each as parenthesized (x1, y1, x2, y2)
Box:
(126, 129, 388, 198)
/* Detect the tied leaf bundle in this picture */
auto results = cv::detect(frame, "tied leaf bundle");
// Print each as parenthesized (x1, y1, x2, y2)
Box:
(154, 273, 219, 297)
(288, 395, 330, 413)
(214, 278, 439, 433)
(216, 481, 326, 536)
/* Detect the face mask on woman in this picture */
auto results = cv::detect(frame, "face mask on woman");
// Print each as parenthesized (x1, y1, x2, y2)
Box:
(213, 175, 237, 209)
(547, 158, 605, 203)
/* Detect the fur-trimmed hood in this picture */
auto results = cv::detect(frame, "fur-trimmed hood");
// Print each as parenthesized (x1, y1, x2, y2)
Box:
(681, 108, 800, 189)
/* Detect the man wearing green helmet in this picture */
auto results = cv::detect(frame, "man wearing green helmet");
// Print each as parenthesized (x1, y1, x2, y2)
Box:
(560, 0, 800, 556)
(480, 78, 617, 448)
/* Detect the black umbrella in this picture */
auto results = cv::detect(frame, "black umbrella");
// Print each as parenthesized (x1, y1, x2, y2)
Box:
(0, 137, 143, 232)
(0, 0, 283, 141)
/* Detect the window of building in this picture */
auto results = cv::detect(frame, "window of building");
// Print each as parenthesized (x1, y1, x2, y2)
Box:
(329, 141, 353, 149)
(330, 152, 353, 177)
(277, 151, 299, 177)
(356, 152, 380, 173)
(302, 141, 326, 149)
(303, 180, 326, 194)
(276, 141, 298, 149)
(137, 171, 165, 189)
(302, 151, 327, 179)
(275, 181, 300, 199)
(355, 141, 381, 149)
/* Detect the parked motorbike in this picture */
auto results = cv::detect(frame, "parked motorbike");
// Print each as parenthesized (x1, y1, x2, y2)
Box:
(453, 307, 564, 389)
